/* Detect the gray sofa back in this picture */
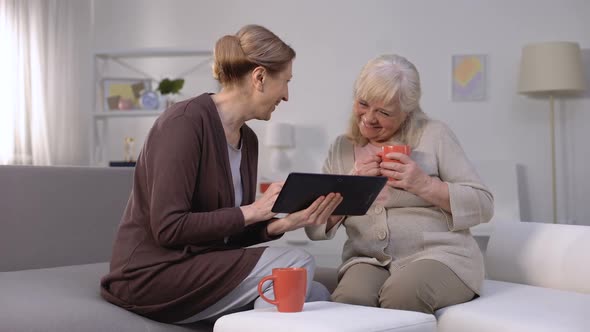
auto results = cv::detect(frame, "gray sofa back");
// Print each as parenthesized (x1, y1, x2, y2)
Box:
(0, 166, 133, 272)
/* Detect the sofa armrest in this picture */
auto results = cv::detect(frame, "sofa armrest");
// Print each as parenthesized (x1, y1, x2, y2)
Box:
(485, 221, 590, 293)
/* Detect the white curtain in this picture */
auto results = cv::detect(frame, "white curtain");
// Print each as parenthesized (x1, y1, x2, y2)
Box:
(0, 0, 84, 165)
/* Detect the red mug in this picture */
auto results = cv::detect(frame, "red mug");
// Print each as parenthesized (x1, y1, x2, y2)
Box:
(378, 145, 411, 180)
(379, 145, 411, 163)
(257, 267, 307, 313)
(259, 182, 272, 194)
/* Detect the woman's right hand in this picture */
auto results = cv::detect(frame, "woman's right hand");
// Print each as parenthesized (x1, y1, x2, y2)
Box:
(240, 182, 283, 225)
(353, 155, 382, 176)
(267, 192, 343, 235)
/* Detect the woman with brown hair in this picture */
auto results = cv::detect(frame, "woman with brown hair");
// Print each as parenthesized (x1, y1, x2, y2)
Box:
(101, 25, 339, 324)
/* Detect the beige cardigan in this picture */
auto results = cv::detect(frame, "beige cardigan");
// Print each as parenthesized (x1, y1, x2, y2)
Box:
(305, 120, 494, 294)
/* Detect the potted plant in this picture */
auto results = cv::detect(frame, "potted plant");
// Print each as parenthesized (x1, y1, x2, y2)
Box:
(157, 78, 185, 108)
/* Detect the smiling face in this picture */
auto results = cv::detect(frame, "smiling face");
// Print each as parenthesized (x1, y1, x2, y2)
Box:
(252, 61, 292, 121)
(354, 98, 408, 145)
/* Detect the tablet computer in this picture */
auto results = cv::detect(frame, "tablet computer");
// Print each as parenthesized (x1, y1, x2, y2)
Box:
(271, 172, 387, 216)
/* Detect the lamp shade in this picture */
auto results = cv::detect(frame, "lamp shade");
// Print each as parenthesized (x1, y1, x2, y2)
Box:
(518, 41, 586, 94)
(264, 123, 295, 148)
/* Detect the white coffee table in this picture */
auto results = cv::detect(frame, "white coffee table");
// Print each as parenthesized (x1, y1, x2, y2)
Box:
(213, 301, 436, 332)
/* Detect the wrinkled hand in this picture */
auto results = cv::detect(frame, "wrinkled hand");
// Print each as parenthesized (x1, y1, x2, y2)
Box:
(353, 155, 381, 176)
(380, 152, 433, 196)
(267, 193, 343, 235)
(240, 182, 283, 225)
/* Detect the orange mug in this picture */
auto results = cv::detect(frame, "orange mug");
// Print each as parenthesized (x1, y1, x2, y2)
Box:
(259, 182, 272, 194)
(257, 267, 307, 313)
(379, 145, 411, 163)
(378, 145, 411, 180)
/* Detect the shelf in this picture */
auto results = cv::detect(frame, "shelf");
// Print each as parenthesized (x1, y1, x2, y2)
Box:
(94, 48, 213, 59)
(91, 47, 212, 165)
(92, 110, 163, 118)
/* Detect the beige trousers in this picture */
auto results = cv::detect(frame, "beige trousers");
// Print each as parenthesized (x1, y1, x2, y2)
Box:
(331, 259, 475, 314)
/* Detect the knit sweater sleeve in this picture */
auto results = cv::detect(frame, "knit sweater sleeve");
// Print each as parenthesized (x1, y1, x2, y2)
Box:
(435, 123, 494, 231)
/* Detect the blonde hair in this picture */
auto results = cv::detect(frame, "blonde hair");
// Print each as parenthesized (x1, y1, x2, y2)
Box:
(212, 25, 295, 85)
(347, 54, 429, 147)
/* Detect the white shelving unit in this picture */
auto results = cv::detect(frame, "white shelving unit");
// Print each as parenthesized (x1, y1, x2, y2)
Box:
(92, 110, 164, 118)
(91, 48, 213, 165)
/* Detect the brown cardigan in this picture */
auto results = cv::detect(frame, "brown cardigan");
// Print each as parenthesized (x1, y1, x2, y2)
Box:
(100, 93, 279, 323)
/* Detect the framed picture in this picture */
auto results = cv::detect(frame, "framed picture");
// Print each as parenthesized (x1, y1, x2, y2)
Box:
(451, 54, 487, 102)
(102, 78, 152, 111)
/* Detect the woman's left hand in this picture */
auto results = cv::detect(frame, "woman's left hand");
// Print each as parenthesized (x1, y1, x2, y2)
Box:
(380, 152, 433, 196)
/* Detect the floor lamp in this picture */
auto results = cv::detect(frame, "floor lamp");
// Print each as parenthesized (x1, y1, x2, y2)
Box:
(517, 41, 586, 223)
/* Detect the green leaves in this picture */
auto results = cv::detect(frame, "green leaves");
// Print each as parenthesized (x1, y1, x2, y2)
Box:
(157, 78, 185, 95)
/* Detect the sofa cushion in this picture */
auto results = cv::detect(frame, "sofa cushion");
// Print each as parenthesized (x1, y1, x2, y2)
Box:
(0, 262, 212, 332)
(0, 165, 134, 271)
(436, 279, 590, 332)
(313, 266, 338, 293)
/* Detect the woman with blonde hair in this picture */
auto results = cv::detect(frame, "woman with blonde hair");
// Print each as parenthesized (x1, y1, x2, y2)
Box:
(306, 54, 493, 314)
(101, 25, 338, 324)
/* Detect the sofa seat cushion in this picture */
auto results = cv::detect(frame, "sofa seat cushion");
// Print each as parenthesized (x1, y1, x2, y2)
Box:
(436, 279, 590, 332)
(0, 262, 212, 332)
(214, 301, 436, 332)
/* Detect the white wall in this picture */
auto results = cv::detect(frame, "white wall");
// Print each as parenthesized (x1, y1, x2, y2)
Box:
(88, 0, 590, 225)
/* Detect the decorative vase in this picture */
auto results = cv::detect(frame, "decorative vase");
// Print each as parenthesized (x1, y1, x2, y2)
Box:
(159, 95, 176, 110)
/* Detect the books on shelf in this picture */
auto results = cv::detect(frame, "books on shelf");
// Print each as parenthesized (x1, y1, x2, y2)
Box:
(109, 161, 136, 167)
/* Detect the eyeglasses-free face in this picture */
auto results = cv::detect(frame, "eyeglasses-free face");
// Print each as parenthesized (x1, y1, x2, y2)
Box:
(354, 98, 408, 145)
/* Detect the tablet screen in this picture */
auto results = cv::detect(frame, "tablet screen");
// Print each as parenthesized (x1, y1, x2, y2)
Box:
(271, 173, 387, 216)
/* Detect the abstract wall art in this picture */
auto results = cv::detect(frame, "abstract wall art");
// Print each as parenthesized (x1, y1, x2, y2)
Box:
(452, 54, 487, 102)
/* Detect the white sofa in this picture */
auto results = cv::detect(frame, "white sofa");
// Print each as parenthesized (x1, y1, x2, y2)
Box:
(305, 220, 590, 332)
(436, 220, 590, 332)
(1, 165, 589, 331)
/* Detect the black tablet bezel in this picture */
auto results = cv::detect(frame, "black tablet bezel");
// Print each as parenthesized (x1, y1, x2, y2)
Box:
(271, 172, 387, 216)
